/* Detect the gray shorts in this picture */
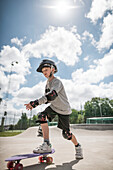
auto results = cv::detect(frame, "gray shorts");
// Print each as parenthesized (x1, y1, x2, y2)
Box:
(39, 106, 70, 131)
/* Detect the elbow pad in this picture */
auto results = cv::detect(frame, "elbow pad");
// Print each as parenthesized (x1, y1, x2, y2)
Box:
(46, 90, 58, 101)
(30, 99, 39, 108)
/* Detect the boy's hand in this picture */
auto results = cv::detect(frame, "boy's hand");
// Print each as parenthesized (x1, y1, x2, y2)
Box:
(24, 103, 33, 110)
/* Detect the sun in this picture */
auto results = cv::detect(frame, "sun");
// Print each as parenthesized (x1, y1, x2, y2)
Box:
(55, 1, 69, 16)
(43, 0, 77, 18)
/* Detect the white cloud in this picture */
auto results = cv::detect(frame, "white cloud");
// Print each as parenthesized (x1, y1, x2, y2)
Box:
(0, 81, 47, 123)
(0, 80, 47, 124)
(62, 78, 113, 110)
(0, 70, 8, 94)
(0, 45, 30, 74)
(97, 13, 113, 50)
(11, 37, 26, 46)
(84, 55, 89, 61)
(0, 43, 31, 124)
(13, 81, 46, 104)
(0, 45, 31, 96)
(85, 1, 113, 51)
(23, 26, 82, 66)
(11, 37, 23, 46)
(82, 31, 96, 46)
(0, 72, 26, 96)
(86, 0, 113, 23)
(83, 14, 113, 51)
(72, 49, 113, 84)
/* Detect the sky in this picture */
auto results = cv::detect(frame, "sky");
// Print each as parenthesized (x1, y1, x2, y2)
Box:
(0, 0, 113, 125)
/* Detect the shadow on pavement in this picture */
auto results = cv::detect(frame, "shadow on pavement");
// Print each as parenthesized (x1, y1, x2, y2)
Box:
(23, 159, 80, 170)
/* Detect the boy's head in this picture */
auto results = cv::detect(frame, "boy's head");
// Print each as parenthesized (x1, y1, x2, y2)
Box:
(36, 59, 57, 78)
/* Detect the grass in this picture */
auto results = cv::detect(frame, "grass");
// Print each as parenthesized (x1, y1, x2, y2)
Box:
(0, 130, 24, 137)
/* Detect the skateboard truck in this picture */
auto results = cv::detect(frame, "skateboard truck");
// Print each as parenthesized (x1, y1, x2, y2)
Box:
(39, 155, 53, 164)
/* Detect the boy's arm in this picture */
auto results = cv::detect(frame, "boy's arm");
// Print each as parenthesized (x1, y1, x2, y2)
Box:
(24, 100, 39, 110)
(26, 79, 62, 108)
(51, 80, 62, 93)
(39, 79, 63, 104)
(27, 91, 57, 109)
(33, 90, 58, 106)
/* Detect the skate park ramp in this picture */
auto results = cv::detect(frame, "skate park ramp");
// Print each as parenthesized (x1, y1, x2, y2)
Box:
(15, 126, 38, 138)
(0, 126, 113, 170)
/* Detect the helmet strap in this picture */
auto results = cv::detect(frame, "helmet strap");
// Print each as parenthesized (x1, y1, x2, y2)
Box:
(49, 71, 52, 78)
(49, 65, 54, 78)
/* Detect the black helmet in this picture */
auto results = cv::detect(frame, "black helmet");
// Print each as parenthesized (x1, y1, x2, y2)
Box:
(36, 59, 58, 73)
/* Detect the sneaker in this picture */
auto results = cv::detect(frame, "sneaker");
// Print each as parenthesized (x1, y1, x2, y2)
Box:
(75, 144, 83, 159)
(33, 142, 52, 154)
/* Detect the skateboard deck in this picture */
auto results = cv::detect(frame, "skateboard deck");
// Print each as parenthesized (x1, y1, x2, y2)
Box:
(5, 149, 55, 170)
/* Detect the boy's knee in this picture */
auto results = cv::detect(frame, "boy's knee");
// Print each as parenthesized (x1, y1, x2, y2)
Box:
(36, 113, 47, 124)
(62, 130, 72, 140)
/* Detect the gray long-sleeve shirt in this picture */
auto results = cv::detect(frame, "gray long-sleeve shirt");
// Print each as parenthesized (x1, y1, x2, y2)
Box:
(38, 77, 71, 115)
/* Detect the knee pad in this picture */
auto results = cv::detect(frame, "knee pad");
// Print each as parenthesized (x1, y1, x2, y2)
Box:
(36, 113, 47, 124)
(62, 130, 72, 140)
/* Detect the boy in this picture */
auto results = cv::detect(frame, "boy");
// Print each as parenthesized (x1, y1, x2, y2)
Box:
(25, 59, 83, 159)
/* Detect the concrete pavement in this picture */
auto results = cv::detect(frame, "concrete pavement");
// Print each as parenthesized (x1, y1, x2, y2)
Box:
(0, 126, 113, 170)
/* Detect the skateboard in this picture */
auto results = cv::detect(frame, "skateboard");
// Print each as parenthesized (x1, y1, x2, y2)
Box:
(5, 149, 55, 170)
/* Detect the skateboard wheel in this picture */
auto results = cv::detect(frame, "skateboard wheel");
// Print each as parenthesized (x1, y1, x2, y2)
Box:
(39, 156, 44, 163)
(46, 157, 53, 164)
(7, 161, 14, 169)
(15, 163, 23, 170)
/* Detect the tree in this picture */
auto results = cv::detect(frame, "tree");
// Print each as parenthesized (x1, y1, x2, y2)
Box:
(70, 109, 79, 124)
(16, 113, 28, 130)
(84, 97, 113, 121)
(77, 114, 84, 124)
(29, 115, 38, 126)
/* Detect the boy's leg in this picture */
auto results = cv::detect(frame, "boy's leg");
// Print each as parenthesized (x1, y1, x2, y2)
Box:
(71, 134, 78, 146)
(41, 122, 49, 143)
(62, 129, 83, 159)
(71, 133, 83, 159)
(33, 106, 56, 153)
(58, 114, 83, 159)
(33, 113, 51, 153)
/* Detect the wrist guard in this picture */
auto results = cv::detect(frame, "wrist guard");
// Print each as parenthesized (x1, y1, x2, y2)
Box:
(30, 100, 39, 108)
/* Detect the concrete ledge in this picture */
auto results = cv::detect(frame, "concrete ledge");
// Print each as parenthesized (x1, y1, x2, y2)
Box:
(71, 124, 113, 130)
